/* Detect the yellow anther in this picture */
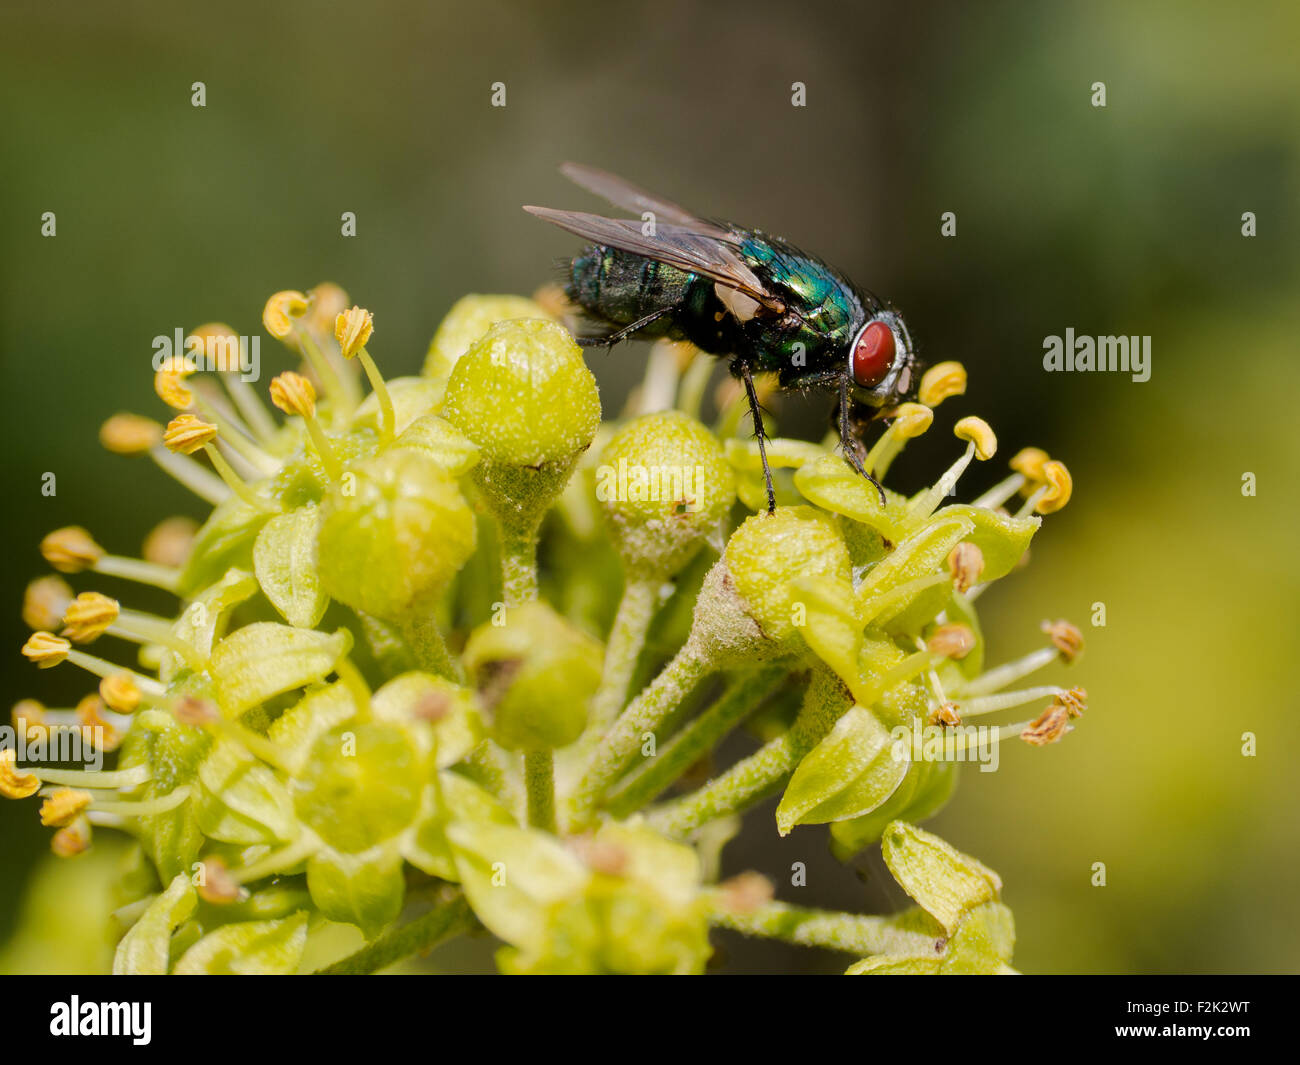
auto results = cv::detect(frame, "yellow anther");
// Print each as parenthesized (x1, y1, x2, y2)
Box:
(717, 872, 775, 915)
(0, 749, 39, 799)
(890, 402, 933, 440)
(1058, 686, 1088, 717)
(76, 694, 121, 751)
(269, 371, 317, 419)
(40, 788, 93, 828)
(947, 541, 984, 594)
(52, 818, 92, 857)
(1021, 702, 1071, 746)
(189, 323, 241, 372)
(335, 305, 374, 359)
(173, 696, 220, 727)
(100, 672, 142, 714)
(1041, 619, 1084, 663)
(163, 414, 218, 455)
(100, 413, 163, 455)
(1035, 460, 1072, 514)
(11, 700, 47, 741)
(142, 516, 198, 568)
(926, 623, 976, 659)
(40, 527, 104, 573)
(1009, 446, 1050, 483)
(918, 361, 967, 408)
(154, 355, 197, 411)
(61, 592, 120, 643)
(196, 857, 244, 904)
(22, 632, 71, 668)
(928, 702, 963, 727)
(307, 283, 349, 333)
(23, 575, 73, 631)
(263, 290, 310, 339)
(954, 416, 997, 460)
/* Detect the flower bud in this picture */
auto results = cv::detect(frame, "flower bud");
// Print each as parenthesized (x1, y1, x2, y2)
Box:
(442, 319, 600, 530)
(596, 411, 735, 578)
(462, 600, 601, 750)
(317, 449, 476, 620)
(723, 506, 852, 646)
(423, 294, 556, 382)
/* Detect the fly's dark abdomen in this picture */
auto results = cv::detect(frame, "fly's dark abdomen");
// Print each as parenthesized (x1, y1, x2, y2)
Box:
(568, 245, 699, 339)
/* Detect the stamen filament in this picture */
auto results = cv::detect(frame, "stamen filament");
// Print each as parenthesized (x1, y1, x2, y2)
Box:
(92, 785, 191, 818)
(26, 765, 150, 788)
(221, 375, 279, 444)
(958, 647, 1058, 697)
(230, 833, 319, 884)
(356, 348, 395, 443)
(201, 443, 276, 513)
(194, 398, 280, 475)
(972, 471, 1026, 511)
(149, 446, 230, 505)
(946, 685, 1065, 719)
(93, 555, 181, 593)
(64, 649, 166, 696)
(299, 333, 351, 418)
(908, 441, 975, 519)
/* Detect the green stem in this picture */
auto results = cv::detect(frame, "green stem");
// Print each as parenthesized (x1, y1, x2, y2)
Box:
(315, 890, 475, 974)
(524, 749, 556, 832)
(708, 898, 939, 957)
(569, 645, 711, 825)
(648, 666, 848, 837)
(588, 576, 659, 732)
(463, 739, 525, 821)
(498, 522, 539, 607)
(400, 616, 461, 682)
(607, 666, 785, 817)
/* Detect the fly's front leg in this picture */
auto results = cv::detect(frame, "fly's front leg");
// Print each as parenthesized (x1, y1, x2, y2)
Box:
(740, 360, 777, 514)
(575, 305, 676, 348)
(838, 375, 886, 507)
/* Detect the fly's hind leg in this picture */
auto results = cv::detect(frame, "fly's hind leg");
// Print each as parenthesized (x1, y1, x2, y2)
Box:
(740, 360, 777, 514)
(575, 305, 676, 348)
(838, 375, 887, 507)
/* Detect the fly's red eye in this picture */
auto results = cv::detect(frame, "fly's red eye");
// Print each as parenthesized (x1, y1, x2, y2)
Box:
(852, 321, 895, 388)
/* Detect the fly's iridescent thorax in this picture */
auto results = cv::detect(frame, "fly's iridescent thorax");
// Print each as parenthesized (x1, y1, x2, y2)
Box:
(737, 234, 866, 376)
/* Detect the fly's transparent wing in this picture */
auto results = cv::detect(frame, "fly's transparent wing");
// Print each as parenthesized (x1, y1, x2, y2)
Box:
(523, 205, 783, 311)
(559, 163, 709, 229)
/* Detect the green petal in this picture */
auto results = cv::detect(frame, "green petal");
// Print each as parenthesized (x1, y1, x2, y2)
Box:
(938, 504, 1039, 581)
(306, 843, 406, 939)
(775, 705, 908, 834)
(790, 575, 866, 703)
(939, 902, 1016, 974)
(448, 822, 588, 954)
(371, 671, 482, 767)
(392, 413, 481, 476)
(845, 953, 944, 975)
(830, 758, 959, 860)
(178, 496, 270, 597)
(209, 622, 351, 717)
(881, 821, 1002, 934)
(794, 454, 910, 541)
(253, 505, 329, 628)
(266, 681, 358, 776)
(172, 912, 309, 974)
(352, 376, 444, 436)
(112, 874, 196, 975)
(195, 739, 298, 845)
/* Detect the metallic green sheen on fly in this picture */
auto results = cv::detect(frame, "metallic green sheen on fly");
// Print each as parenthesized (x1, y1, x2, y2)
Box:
(526, 164, 919, 512)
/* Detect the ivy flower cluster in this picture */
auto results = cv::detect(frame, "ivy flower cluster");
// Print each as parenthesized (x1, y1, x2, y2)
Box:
(6, 285, 1083, 974)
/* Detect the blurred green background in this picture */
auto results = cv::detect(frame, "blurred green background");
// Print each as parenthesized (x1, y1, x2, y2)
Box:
(1, 0, 1295, 973)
